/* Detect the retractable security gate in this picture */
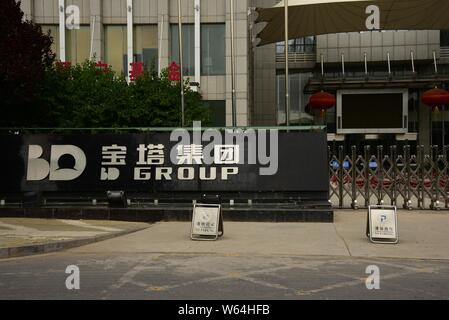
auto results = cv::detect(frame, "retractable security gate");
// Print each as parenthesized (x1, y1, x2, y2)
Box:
(330, 145, 449, 210)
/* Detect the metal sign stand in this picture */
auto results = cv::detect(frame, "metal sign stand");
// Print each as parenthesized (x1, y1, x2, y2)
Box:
(366, 205, 399, 244)
(191, 202, 224, 241)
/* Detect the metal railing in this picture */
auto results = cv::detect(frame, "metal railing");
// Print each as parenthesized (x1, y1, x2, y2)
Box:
(441, 46, 449, 59)
(0, 126, 326, 134)
(329, 145, 449, 210)
(276, 52, 316, 63)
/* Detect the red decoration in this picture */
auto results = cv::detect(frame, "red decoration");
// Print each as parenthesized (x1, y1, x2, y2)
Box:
(309, 91, 336, 117)
(422, 88, 449, 113)
(56, 61, 72, 69)
(129, 61, 144, 81)
(95, 61, 109, 73)
(168, 61, 181, 81)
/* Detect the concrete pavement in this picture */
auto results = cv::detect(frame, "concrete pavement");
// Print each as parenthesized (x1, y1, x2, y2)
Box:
(69, 210, 449, 261)
(1, 210, 449, 299)
(335, 210, 449, 260)
(1, 210, 449, 261)
(0, 218, 150, 259)
(2, 253, 449, 300)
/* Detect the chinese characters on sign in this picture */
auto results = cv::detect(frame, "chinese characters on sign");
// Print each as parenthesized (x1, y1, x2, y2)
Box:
(177, 144, 204, 165)
(135, 144, 166, 181)
(215, 145, 239, 164)
(5, 130, 330, 196)
(368, 206, 399, 244)
(101, 145, 127, 181)
(193, 207, 217, 235)
(191, 205, 221, 240)
(137, 144, 165, 165)
(22, 127, 284, 187)
(371, 210, 396, 239)
(100, 143, 240, 182)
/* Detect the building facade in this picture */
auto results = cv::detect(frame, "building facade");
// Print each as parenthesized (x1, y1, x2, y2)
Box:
(20, 0, 251, 127)
(19, 0, 449, 149)
(252, 0, 449, 152)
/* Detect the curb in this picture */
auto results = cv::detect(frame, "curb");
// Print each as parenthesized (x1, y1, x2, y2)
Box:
(0, 226, 149, 260)
(0, 206, 334, 223)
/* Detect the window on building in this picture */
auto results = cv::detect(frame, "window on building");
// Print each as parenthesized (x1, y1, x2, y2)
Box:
(408, 91, 419, 134)
(276, 36, 316, 54)
(41, 25, 91, 64)
(202, 100, 226, 127)
(66, 25, 91, 64)
(276, 73, 314, 125)
(201, 24, 225, 75)
(441, 31, 449, 47)
(134, 25, 158, 72)
(41, 25, 59, 59)
(170, 24, 225, 76)
(170, 24, 195, 76)
(104, 25, 127, 75)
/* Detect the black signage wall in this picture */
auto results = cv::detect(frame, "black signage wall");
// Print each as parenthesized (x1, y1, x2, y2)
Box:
(0, 131, 329, 200)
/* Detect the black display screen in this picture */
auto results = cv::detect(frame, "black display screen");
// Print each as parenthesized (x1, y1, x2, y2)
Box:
(341, 93, 404, 129)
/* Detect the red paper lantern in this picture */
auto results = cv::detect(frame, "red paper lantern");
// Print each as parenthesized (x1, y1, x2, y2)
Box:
(95, 61, 109, 74)
(309, 91, 336, 117)
(168, 61, 181, 81)
(422, 88, 449, 113)
(56, 61, 72, 69)
(129, 61, 144, 81)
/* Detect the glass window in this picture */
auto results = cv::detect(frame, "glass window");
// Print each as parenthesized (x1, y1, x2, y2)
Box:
(441, 31, 449, 47)
(41, 25, 59, 60)
(201, 24, 225, 75)
(66, 25, 91, 64)
(276, 73, 313, 125)
(288, 39, 296, 53)
(202, 100, 226, 127)
(170, 24, 195, 76)
(104, 25, 127, 75)
(134, 25, 158, 72)
(276, 36, 316, 54)
(277, 75, 285, 125)
(276, 42, 284, 54)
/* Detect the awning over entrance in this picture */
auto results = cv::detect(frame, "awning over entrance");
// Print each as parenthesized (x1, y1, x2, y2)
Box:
(304, 75, 449, 93)
(255, 0, 449, 46)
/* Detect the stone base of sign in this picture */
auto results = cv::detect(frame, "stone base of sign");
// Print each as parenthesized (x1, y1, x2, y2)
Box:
(0, 203, 333, 223)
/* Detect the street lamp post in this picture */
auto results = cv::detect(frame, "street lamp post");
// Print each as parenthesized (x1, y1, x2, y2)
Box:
(177, 0, 185, 127)
(284, 0, 290, 126)
(443, 105, 446, 147)
(230, 0, 237, 127)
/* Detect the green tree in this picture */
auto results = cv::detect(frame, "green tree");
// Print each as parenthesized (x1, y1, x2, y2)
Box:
(0, 0, 55, 127)
(129, 67, 210, 127)
(40, 60, 210, 128)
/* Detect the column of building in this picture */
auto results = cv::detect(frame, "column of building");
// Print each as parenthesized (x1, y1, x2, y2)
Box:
(157, 0, 169, 74)
(90, 0, 103, 62)
(226, 0, 249, 126)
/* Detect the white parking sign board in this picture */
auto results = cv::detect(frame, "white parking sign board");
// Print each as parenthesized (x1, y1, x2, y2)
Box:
(367, 206, 399, 244)
(191, 204, 223, 241)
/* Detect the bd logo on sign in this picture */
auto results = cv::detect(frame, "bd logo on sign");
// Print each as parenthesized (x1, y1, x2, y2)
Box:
(27, 145, 87, 181)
